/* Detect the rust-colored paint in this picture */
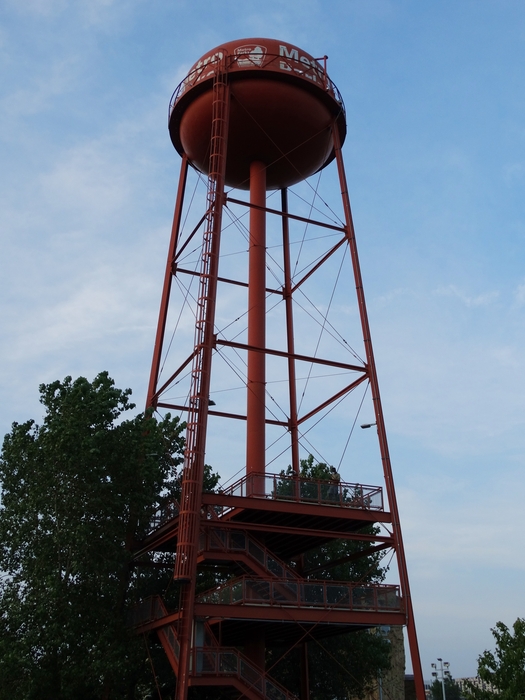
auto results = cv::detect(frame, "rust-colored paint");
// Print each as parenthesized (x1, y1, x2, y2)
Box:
(246, 161, 267, 486)
(142, 37, 426, 700)
(169, 38, 346, 189)
(332, 125, 427, 700)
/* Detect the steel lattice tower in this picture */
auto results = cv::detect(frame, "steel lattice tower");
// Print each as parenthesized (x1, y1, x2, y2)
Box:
(132, 38, 425, 700)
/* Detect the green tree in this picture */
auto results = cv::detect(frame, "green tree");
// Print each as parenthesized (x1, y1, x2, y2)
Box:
(270, 456, 392, 700)
(0, 373, 186, 700)
(464, 618, 525, 699)
(431, 676, 463, 700)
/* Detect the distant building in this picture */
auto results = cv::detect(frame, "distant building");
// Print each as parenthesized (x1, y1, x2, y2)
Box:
(353, 626, 406, 700)
(423, 676, 497, 697)
(456, 676, 497, 693)
(423, 679, 433, 699)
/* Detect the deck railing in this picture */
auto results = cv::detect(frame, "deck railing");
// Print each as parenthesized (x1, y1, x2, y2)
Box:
(147, 472, 383, 534)
(149, 499, 180, 531)
(128, 595, 166, 628)
(222, 472, 383, 511)
(128, 596, 180, 660)
(198, 576, 401, 613)
(170, 49, 345, 122)
(129, 597, 298, 698)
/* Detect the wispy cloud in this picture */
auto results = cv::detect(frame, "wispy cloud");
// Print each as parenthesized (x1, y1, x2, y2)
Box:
(0, 57, 79, 121)
(433, 284, 499, 307)
(376, 287, 414, 306)
(514, 281, 525, 306)
(503, 162, 525, 183)
(39, 141, 134, 223)
(400, 472, 525, 573)
(4, 0, 69, 17)
(3, 0, 138, 26)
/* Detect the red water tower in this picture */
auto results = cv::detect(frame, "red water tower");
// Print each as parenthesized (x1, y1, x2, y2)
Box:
(135, 38, 425, 700)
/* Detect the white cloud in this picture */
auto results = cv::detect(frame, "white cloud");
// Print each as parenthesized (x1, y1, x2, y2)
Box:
(39, 142, 133, 223)
(433, 284, 499, 307)
(400, 473, 525, 573)
(376, 287, 414, 306)
(0, 57, 79, 121)
(10, 268, 136, 357)
(3, 0, 137, 26)
(368, 281, 525, 462)
(4, 0, 69, 17)
(514, 281, 525, 306)
(503, 162, 525, 183)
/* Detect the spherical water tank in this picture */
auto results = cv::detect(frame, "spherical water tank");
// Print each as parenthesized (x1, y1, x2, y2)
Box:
(169, 38, 346, 190)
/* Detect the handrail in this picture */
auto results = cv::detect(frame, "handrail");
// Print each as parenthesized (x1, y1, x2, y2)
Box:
(147, 472, 383, 534)
(200, 527, 300, 580)
(129, 597, 298, 699)
(192, 646, 299, 700)
(169, 50, 345, 122)
(128, 595, 167, 628)
(220, 472, 384, 511)
(128, 596, 180, 663)
(197, 576, 402, 613)
(149, 498, 180, 531)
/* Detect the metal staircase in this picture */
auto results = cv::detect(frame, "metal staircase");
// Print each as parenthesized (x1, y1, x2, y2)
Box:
(198, 527, 301, 581)
(130, 597, 299, 700)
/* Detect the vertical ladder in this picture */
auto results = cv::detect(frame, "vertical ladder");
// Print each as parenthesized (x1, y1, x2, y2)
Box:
(173, 53, 230, 700)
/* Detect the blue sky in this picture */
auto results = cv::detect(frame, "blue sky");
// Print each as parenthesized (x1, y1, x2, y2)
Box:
(1, 0, 525, 680)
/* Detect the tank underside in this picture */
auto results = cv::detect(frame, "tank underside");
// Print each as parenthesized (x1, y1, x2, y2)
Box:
(175, 78, 339, 190)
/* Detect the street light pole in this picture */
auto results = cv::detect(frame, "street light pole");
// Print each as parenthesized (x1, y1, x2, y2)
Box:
(431, 658, 451, 700)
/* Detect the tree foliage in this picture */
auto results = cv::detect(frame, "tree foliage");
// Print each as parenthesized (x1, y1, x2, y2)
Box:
(0, 373, 186, 700)
(464, 618, 525, 699)
(430, 676, 463, 700)
(280, 455, 387, 583)
(0, 386, 395, 700)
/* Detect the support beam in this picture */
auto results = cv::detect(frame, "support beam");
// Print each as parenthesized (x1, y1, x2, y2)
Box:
(246, 161, 267, 490)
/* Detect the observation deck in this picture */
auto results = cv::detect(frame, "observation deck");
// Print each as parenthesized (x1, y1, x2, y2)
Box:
(137, 473, 393, 559)
(132, 471, 400, 651)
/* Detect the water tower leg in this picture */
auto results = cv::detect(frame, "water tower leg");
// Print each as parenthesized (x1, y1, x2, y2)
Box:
(147, 154, 189, 409)
(246, 160, 267, 495)
(332, 123, 426, 700)
(281, 187, 300, 476)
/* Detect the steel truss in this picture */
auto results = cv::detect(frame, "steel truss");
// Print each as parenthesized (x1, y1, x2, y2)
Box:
(138, 56, 425, 700)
